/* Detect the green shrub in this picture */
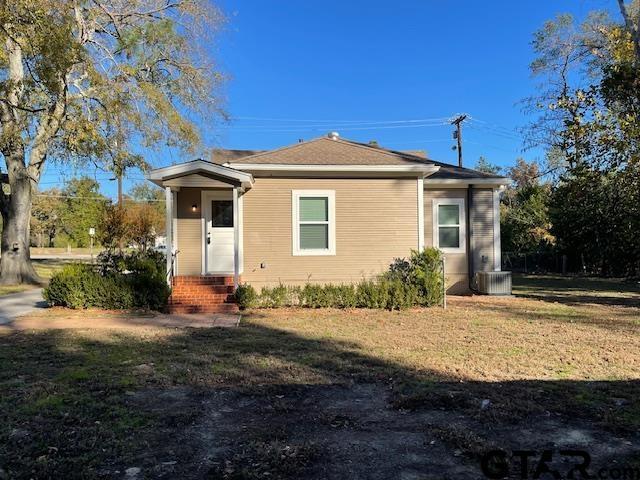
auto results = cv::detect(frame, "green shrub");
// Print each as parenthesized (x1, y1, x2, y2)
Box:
(356, 279, 390, 309)
(235, 284, 258, 310)
(233, 247, 442, 311)
(260, 284, 292, 308)
(408, 248, 444, 306)
(44, 263, 91, 309)
(384, 278, 419, 310)
(333, 284, 357, 308)
(236, 278, 422, 311)
(386, 248, 443, 306)
(387, 257, 412, 283)
(44, 252, 170, 310)
(300, 283, 328, 308)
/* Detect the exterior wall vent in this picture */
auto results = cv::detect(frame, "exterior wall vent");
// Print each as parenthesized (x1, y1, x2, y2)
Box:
(475, 271, 512, 295)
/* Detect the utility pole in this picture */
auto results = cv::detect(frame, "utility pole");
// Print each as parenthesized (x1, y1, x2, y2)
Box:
(451, 114, 467, 167)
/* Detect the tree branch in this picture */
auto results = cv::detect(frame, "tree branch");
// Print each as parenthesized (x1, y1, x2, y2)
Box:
(0, 99, 46, 114)
(2, 34, 25, 124)
(28, 77, 68, 183)
(617, 0, 640, 65)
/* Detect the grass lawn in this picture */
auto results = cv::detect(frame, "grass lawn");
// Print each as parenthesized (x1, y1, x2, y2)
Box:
(513, 273, 640, 306)
(1, 274, 639, 478)
(0, 259, 83, 296)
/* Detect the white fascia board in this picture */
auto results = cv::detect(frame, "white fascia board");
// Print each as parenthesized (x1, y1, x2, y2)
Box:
(225, 163, 440, 175)
(147, 160, 254, 188)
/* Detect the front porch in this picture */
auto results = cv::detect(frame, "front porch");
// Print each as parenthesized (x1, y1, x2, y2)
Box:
(147, 160, 255, 313)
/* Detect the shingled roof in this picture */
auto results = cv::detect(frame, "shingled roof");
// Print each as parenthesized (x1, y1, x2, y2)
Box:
(215, 136, 507, 181)
(211, 148, 265, 164)
(222, 137, 436, 166)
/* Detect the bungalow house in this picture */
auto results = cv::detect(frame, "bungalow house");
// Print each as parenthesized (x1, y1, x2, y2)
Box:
(147, 133, 510, 313)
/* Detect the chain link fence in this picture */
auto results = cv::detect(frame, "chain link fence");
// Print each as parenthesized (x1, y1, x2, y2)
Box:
(502, 252, 581, 275)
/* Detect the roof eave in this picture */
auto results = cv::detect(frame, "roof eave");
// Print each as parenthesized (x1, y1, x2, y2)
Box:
(225, 163, 440, 175)
(424, 177, 511, 188)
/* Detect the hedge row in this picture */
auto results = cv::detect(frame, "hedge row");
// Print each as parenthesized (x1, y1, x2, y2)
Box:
(236, 248, 444, 310)
(43, 251, 170, 310)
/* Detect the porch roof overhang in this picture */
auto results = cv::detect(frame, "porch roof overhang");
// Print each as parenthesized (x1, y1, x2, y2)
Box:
(146, 160, 255, 190)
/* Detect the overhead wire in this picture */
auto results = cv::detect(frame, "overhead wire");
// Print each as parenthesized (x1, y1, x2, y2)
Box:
(232, 116, 451, 124)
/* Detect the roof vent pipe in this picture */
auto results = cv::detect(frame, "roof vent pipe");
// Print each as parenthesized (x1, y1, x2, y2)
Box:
(328, 131, 340, 140)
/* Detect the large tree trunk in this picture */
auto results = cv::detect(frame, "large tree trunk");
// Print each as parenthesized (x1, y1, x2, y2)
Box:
(0, 151, 41, 285)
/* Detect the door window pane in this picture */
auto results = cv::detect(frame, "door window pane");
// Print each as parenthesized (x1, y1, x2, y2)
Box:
(212, 200, 233, 227)
(439, 204, 460, 225)
(300, 197, 328, 222)
(300, 224, 329, 249)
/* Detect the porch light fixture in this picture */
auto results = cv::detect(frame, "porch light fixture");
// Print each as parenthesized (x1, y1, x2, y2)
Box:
(191, 204, 198, 212)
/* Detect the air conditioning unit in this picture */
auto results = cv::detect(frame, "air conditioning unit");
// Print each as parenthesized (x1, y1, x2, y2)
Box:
(475, 271, 512, 295)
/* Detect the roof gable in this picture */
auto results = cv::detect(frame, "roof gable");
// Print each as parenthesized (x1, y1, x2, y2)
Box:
(147, 159, 254, 188)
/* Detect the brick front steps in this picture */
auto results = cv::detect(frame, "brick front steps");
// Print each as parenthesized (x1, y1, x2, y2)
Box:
(168, 276, 239, 314)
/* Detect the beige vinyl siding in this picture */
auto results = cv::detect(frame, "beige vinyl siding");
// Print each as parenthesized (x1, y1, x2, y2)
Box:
(173, 182, 497, 290)
(242, 178, 418, 287)
(471, 188, 495, 274)
(175, 188, 202, 275)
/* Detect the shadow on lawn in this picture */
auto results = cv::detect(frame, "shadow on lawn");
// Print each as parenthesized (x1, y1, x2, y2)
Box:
(1, 321, 639, 479)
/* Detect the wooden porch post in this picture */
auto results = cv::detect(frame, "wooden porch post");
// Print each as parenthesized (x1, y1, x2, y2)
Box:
(232, 186, 239, 290)
(165, 186, 173, 286)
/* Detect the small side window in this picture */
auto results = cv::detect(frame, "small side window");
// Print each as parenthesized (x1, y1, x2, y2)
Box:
(433, 199, 465, 253)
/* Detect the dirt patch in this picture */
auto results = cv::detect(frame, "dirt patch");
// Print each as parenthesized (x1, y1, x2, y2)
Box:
(114, 383, 639, 479)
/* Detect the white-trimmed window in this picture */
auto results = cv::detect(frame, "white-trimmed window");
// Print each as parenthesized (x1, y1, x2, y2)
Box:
(432, 198, 465, 253)
(292, 190, 336, 256)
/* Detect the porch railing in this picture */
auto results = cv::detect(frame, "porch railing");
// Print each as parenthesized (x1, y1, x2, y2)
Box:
(167, 250, 179, 286)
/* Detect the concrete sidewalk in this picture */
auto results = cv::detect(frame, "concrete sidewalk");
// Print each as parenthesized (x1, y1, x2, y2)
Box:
(1, 311, 241, 330)
(0, 289, 47, 325)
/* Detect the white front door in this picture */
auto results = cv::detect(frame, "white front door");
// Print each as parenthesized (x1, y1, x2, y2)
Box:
(204, 191, 235, 273)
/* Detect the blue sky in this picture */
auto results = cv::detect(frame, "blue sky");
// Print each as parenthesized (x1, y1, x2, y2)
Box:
(40, 0, 619, 198)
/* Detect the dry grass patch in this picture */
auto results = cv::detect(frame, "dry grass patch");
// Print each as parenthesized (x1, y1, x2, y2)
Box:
(241, 296, 640, 382)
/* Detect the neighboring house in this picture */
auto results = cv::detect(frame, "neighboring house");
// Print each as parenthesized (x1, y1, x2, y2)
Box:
(148, 133, 509, 313)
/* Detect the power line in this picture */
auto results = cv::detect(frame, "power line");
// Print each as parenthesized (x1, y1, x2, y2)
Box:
(233, 116, 450, 124)
(34, 193, 163, 202)
(223, 120, 450, 129)
(466, 118, 523, 141)
(468, 117, 519, 135)
(393, 138, 452, 145)
(215, 122, 451, 134)
(467, 125, 522, 142)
